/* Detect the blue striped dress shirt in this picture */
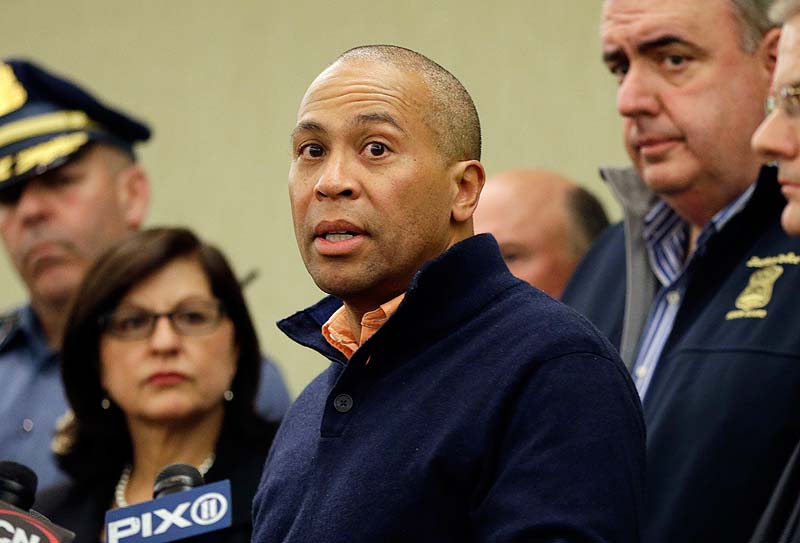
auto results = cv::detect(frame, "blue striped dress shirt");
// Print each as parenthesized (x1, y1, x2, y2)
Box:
(632, 183, 756, 399)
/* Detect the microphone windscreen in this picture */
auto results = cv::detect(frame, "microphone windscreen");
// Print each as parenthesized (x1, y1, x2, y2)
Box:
(152, 463, 204, 499)
(0, 461, 37, 510)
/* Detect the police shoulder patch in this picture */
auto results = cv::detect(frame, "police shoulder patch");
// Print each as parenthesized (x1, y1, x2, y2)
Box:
(726, 253, 798, 321)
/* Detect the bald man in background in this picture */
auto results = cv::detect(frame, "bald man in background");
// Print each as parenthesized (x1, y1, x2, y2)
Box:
(474, 169, 609, 298)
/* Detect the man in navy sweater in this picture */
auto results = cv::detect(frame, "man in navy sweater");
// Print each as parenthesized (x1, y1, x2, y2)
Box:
(251, 45, 646, 542)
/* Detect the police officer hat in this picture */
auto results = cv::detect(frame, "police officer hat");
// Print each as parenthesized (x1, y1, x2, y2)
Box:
(0, 58, 151, 197)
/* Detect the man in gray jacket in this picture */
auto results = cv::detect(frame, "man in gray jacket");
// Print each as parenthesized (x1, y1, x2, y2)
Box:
(563, 1, 800, 541)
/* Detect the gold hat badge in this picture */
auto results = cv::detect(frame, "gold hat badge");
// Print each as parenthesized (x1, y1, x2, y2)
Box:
(0, 64, 27, 118)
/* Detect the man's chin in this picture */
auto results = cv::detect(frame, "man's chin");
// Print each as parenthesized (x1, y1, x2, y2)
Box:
(313, 272, 403, 310)
(314, 276, 369, 302)
(781, 203, 800, 237)
(28, 268, 84, 308)
(639, 163, 695, 197)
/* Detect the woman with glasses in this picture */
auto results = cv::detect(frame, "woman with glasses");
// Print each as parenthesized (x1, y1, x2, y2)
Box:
(36, 227, 278, 543)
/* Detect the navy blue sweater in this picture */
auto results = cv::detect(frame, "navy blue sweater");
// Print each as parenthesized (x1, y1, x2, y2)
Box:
(252, 234, 645, 542)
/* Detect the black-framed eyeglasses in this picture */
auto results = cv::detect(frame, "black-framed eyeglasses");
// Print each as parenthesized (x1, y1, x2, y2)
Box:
(765, 82, 800, 118)
(100, 299, 226, 341)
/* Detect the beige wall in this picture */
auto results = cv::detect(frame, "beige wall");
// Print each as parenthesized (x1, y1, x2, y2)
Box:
(1, 1, 629, 396)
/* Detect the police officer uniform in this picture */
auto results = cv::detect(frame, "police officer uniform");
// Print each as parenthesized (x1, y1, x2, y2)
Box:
(0, 306, 66, 493)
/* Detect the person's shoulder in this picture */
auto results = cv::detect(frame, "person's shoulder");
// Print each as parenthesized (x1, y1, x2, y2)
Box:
(35, 480, 74, 509)
(564, 221, 625, 293)
(217, 410, 278, 477)
(35, 479, 91, 517)
(561, 220, 627, 337)
(254, 353, 291, 423)
(499, 288, 642, 421)
(35, 478, 106, 543)
(490, 282, 619, 360)
(482, 284, 643, 441)
(577, 220, 625, 268)
(0, 306, 24, 351)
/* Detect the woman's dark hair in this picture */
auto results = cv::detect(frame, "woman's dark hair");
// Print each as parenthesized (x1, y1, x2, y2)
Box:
(55, 227, 267, 482)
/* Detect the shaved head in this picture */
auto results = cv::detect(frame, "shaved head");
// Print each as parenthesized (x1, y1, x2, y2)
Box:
(334, 45, 481, 162)
(474, 169, 608, 298)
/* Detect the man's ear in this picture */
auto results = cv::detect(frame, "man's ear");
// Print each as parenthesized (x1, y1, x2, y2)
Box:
(451, 160, 486, 223)
(760, 27, 782, 77)
(116, 164, 150, 229)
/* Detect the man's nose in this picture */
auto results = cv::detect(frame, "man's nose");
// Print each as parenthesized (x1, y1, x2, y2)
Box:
(314, 153, 360, 200)
(617, 65, 661, 118)
(752, 110, 799, 163)
(13, 182, 53, 225)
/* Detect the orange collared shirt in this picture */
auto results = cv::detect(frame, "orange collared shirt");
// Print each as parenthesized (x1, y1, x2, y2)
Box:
(322, 294, 405, 360)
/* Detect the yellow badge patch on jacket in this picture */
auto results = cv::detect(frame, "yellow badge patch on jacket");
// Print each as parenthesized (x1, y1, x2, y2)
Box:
(725, 253, 798, 320)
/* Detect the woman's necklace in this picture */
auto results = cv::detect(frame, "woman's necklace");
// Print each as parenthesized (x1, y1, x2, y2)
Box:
(114, 453, 216, 509)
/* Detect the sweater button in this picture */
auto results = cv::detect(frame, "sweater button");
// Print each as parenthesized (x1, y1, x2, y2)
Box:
(18, 418, 34, 435)
(333, 394, 353, 413)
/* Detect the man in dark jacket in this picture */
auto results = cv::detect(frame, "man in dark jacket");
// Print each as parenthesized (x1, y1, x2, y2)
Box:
(562, 1, 800, 542)
(749, 2, 800, 541)
(251, 44, 646, 543)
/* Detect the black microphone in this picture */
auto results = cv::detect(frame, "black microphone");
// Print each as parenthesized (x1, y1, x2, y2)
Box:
(0, 460, 36, 509)
(106, 463, 233, 543)
(0, 460, 75, 542)
(153, 463, 204, 499)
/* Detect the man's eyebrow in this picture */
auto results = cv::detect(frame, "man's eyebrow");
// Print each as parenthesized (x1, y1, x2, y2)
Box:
(602, 35, 692, 64)
(638, 35, 691, 54)
(352, 112, 406, 134)
(290, 120, 326, 141)
(602, 48, 626, 65)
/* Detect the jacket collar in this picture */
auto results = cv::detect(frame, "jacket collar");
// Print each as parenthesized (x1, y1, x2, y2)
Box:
(600, 166, 658, 221)
(0, 304, 56, 366)
(599, 164, 779, 223)
(278, 234, 521, 363)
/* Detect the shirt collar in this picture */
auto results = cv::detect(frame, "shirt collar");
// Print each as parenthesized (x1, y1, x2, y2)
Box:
(642, 183, 757, 286)
(322, 294, 406, 360)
